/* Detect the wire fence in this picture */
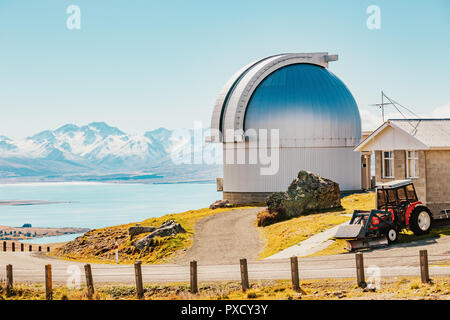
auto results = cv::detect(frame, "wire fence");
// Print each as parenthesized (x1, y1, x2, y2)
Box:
(0, 248, 449, 299)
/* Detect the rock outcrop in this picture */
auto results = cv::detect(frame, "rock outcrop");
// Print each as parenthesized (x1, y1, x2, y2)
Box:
(209, 199, 232, 209)
(133, 220, 186, 251)
(266, 170, 341, 217)
(128, 225, 156, 238)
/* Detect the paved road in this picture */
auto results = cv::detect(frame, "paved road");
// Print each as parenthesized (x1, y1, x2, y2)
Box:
(1, 236, 449, 284)
(174, 207, 264, 265)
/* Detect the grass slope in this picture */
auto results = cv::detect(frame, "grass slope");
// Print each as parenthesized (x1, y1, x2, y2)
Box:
(52, 206, 251, 264)
(258, 192, 375, 259)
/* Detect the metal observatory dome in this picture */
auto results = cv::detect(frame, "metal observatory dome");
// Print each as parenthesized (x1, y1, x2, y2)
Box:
(207, 53, 362, 204)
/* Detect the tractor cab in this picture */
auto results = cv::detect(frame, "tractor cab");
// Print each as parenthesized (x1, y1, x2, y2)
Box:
(376, 180, 420, 224)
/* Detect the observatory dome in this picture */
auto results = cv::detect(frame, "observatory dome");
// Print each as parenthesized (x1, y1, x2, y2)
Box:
(209, 53, 363, 204)
(244, 63, 361, 147)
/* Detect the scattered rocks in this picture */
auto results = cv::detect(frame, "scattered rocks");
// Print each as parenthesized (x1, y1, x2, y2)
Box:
(209, 199, 232, 209)
(128, 225, 156, 238)
(54, 228, 129, 259)
(266, 170, 341, 218)
(134, 220, 186, 251)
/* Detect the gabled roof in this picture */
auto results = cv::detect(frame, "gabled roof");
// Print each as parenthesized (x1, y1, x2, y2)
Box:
(389, 119, 450, 149)
(355, 119, 450, 151)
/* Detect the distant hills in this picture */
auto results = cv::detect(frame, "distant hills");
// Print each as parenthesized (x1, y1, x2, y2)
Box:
(0, 122, 222, 183)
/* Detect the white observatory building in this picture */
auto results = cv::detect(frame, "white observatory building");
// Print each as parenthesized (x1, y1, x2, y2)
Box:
(207, 53, 362, 204)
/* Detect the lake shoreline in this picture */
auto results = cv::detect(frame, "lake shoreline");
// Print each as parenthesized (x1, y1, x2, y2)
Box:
(0, 225, 89, 242)
(0, 200, 70, 206)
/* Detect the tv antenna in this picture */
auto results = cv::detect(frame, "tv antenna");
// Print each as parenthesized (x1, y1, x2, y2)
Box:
(370, 91, 423, 132)
(369, 91, 393, 122)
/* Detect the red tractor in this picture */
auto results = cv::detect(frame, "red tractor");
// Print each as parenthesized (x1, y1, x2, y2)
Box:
(335, 180, 433, 250)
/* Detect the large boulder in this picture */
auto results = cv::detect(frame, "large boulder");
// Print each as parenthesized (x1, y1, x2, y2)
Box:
(133, 220, 186, 251)
(266, 170, 341, 218)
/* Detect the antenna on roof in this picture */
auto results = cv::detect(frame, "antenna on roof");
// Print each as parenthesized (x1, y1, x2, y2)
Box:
(370, 91, 421, 125)
(369, 91, 393, 122)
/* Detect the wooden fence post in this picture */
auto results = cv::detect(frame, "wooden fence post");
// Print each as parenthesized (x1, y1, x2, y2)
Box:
(290, 256, 300, 292)
(190, 260, 198, 294)
(45, 264, 52, 300)
(3, 241, 6, 252)
(240, 258, 249, 292)
(11, 242, 15, 252)
(21, 243, 24, 252)
(6, 264, 13, 290)
(84, 264, 95, 299)
(134, 260, 144, 300)
(29, 245, 32, 252)
(419, 250, 430, 283)
(355, 252, 365, 287)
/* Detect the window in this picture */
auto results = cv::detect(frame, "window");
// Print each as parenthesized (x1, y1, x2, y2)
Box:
(406, 184, 418, 201)
(397, 187, 407, 202)
(376, 189, 386, 209)
(387, 189, 396, 204)
(407, 150, 419, 178)
(382, 151, 394, 178)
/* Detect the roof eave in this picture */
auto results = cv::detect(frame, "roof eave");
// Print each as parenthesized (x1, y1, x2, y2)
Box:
(354, 120, 430, 152)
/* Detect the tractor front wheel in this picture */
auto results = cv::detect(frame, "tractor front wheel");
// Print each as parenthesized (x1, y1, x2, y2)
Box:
(409, 206, 433, 236)
(387, 228, 398, 243)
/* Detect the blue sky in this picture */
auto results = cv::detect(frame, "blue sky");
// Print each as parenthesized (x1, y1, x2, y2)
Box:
(0, 0, 449, 139)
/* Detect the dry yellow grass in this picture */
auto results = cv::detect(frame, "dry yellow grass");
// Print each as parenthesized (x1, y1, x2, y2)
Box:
(2, 276, 449, 300)
(52, 206, 252, 264)
(258, 192, 376, 259)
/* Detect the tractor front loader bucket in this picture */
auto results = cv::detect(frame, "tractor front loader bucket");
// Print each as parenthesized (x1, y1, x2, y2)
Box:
(334, 210, 390, 250)
(334, 224, 363, 239)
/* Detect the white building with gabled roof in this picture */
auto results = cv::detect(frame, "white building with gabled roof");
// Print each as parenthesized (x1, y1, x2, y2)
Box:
(355, 118, 450, 219)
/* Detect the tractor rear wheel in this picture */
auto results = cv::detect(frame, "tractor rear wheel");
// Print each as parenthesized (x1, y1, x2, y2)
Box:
(409, 206, 433, 236)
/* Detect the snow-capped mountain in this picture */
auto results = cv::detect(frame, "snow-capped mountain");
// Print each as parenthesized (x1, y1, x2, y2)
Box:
(0, 122, 222, 182)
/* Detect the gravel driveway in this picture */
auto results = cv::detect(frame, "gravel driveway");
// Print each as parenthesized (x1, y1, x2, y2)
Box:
(174, 207, 265, 265)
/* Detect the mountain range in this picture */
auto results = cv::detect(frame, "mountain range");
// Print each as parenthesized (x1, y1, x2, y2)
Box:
(0, 122, 222, 183)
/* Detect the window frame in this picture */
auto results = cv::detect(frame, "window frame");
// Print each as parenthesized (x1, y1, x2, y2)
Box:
(382, 150, 394, 178)
(406, 150, 419, 179)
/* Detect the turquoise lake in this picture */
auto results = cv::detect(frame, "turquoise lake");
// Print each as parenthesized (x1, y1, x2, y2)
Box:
(0, 182, 221, 242)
